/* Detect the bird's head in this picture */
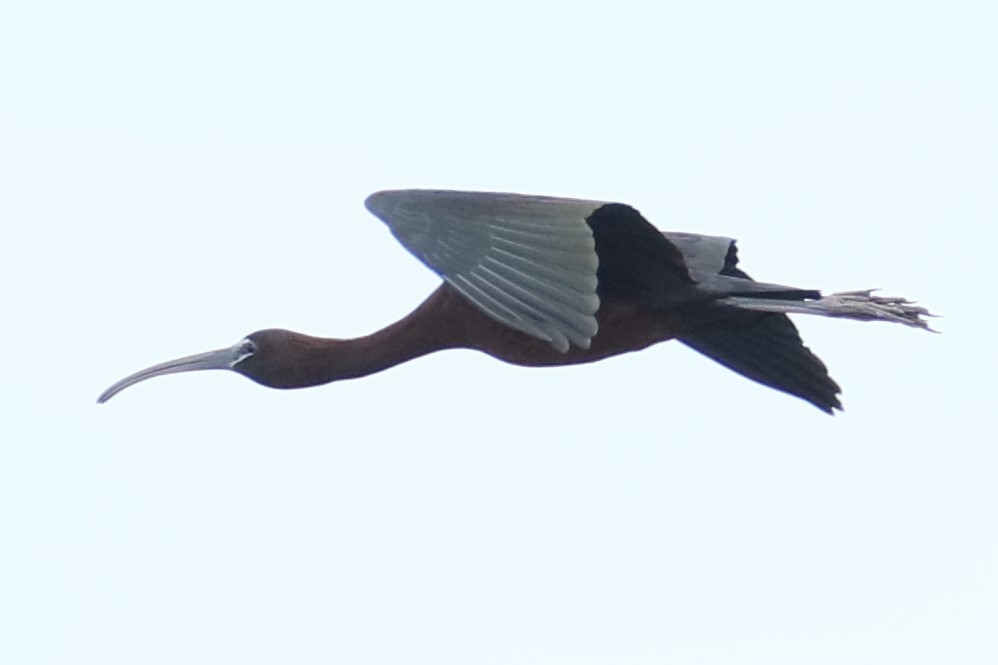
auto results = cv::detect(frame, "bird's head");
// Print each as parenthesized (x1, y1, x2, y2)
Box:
(97, 329, 309, 403)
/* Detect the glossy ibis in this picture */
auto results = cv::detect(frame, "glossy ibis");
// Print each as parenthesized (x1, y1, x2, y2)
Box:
(98, 190, 932, 412)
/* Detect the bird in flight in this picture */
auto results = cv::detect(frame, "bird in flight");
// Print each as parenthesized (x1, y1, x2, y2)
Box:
(98, 190, 932, 412)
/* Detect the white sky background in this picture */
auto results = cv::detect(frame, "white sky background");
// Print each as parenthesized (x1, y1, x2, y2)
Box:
(2, 1, 995, 663)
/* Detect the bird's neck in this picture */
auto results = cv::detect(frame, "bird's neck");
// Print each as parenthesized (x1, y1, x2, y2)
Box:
(261, 286, 472, 389)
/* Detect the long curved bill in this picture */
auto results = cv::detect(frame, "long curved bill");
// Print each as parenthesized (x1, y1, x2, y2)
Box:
(97, 345, 241, 404)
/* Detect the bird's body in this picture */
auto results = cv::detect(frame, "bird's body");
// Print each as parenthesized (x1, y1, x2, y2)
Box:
(241, 285, 692, 389)
(99, 190, 932, 412)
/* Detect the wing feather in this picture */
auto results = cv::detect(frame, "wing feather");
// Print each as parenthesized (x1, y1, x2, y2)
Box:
(365, 190, 604, 351)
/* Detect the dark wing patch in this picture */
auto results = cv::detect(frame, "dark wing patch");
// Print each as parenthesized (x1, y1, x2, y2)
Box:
(681, 311, 842, 413)
(586, 204, 695, 307)
(720, 239, 751, 279)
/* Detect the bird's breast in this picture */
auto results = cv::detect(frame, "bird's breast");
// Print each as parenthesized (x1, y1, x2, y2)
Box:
(418, 284, 694, 368)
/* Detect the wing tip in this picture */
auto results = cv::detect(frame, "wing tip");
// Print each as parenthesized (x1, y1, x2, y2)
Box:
(364, 189, 404, 219)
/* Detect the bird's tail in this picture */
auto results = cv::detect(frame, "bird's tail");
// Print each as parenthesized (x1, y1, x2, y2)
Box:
(719, 289, 934, 329)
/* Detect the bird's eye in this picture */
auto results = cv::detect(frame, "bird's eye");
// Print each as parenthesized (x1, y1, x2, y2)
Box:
(232, 339, 257, 366)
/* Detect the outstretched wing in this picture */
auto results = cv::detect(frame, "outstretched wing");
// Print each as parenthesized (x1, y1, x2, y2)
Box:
(681, 312, 843, 413)
(665, 231, 821, 300)
(365, 190, 603, 352)
(664, 232, 746, 279)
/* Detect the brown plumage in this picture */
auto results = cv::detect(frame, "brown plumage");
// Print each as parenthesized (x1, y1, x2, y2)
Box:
(98, 190, 932, 412)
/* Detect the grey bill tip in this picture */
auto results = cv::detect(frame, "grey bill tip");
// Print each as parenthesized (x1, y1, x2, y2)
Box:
(97, 346, 240, 403)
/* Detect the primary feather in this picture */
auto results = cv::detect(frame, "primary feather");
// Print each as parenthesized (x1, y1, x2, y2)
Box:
(366, 190, 603, 351)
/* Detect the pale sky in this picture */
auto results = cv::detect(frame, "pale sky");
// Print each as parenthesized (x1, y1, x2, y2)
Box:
(2, 1, 996, 663)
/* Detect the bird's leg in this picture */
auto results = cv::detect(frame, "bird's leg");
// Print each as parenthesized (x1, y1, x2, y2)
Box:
(722, 290, 936, 330)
